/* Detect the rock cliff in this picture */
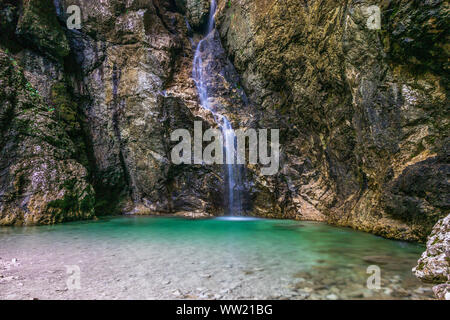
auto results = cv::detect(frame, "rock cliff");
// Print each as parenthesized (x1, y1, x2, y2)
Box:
(0, 0, 448, 244)
(216, 0, 449, 241)
(414, 214, 450, 300)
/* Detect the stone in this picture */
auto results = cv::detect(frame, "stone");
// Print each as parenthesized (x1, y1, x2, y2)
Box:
(0, 50, 95, 226)
(172, 289, 182, 297)
(175, 0, 211, 30)
(414, 215, 450, 283)
(16, 0, 70, 59)
(326, 294, 338, 300)
(414, 214, 450, 300)
(0, 0, 447, 250)
(215, 0, 448, 242)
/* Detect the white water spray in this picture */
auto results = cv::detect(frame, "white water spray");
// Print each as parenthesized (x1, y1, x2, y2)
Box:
(192, 0, 242, 215)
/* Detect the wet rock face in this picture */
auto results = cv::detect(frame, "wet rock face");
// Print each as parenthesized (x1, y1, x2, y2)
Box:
(215, 0, 449, 241)
(385, 0, 449, 76)
(0, 0, 448, 244)
(0, 51, 95, 225)
(53, 0, 224, 215)
(16, 0, 70, 60)
(175, 0, 211, 31)
(414, 215, 450, 300)
(0, 0, 224, 222)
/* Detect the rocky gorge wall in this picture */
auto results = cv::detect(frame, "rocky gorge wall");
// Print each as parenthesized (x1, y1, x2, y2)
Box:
(413, 214, 449, 300)
(215, 0, 449, 242)
(0, 0, 448, 244)
(1, 0, 227, 224)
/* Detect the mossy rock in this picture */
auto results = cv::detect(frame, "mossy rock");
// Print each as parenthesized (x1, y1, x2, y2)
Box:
(16, 0, 70, 59)
(0, 49, 95, 226)
(50, 82, 78, 125)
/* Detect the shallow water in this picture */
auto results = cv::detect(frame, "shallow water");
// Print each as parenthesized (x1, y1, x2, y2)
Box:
(0, 216, 433, 300)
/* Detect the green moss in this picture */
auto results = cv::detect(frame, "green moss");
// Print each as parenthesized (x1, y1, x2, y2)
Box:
(47, 179, 95, 215)
(16, 0, 70, 59)
(50, 82, 78, 124)
(416, 261, 425, 271)
(431, 237, 440, 245)
(47, 180, 78, 211)
(80, 191, 96, 213)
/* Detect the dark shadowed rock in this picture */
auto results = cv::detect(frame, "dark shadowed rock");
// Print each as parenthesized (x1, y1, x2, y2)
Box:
(215, 0, 448, 241)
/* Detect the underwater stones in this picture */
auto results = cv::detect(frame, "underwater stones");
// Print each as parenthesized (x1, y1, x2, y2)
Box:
(293, 271, 311, 279)
(272, 223, 305, 231)
(174, 211, 213, 219)
(363, 255, 397, 265)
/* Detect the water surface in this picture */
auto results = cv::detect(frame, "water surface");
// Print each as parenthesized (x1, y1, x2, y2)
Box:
(0, 216, 433, 300)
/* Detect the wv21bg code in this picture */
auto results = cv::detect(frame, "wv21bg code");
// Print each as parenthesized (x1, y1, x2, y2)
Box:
(176, 304, 273, 317)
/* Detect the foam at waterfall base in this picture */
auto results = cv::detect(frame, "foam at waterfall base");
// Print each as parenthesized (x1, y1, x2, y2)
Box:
(215, 216, 262, 221)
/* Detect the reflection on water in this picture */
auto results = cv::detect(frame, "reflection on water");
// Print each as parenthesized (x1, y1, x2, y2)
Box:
(0, 216, 433, 300)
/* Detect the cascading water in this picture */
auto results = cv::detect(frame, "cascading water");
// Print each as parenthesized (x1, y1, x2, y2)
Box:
(192, 0, 242, 216)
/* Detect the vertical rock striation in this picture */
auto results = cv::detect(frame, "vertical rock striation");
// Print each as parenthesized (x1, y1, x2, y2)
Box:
(215, 0, 449, 241)
(0, 0, 448, 250)
(0, 50, 95, 225)
(52, 0, 226, 215)
(1, 0, 225, 222)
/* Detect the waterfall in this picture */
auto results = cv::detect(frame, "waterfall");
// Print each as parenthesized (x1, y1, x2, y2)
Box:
(192, 0, 242, 216)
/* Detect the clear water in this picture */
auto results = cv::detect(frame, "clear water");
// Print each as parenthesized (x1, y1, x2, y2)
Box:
(0, 216, 433, 300)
